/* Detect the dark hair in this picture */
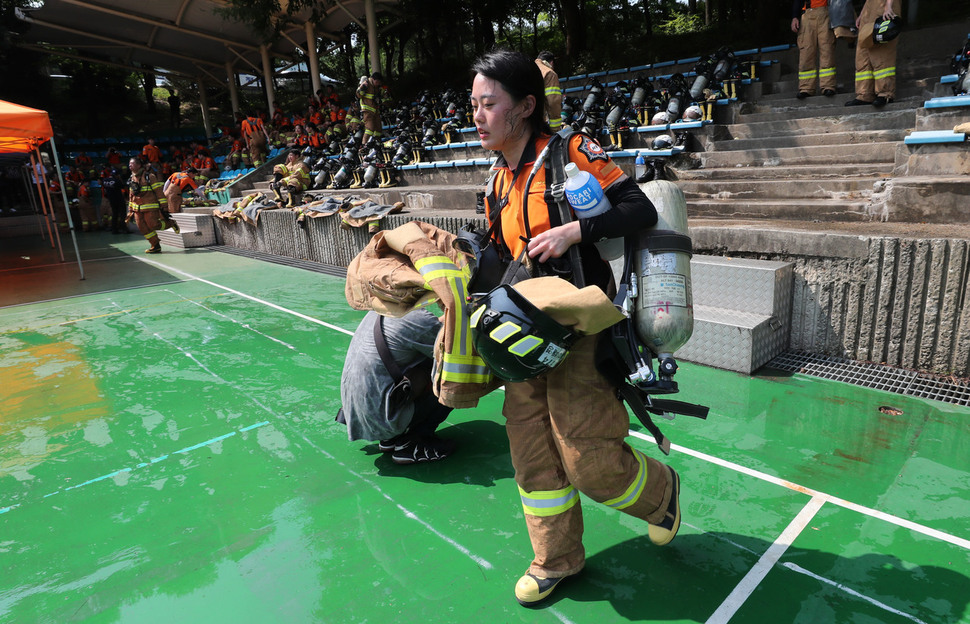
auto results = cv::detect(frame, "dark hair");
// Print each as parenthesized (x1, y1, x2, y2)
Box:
(537, 50, 555, 63)
(371, 72, 384, 82)
(472, 49, 549, 135)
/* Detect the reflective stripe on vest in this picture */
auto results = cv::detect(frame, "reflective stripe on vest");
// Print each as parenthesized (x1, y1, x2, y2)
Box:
(519, 484, 580, 517)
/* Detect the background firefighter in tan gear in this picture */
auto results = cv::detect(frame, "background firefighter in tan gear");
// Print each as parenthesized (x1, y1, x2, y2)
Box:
(791, 0, 837, 98)
(49, 179, 69, 233)
(846, 0, 901, 106)
(75, 180, 99, 231)
(127, 157, 178, 254)
(356, 72, 383, 146)
(535, 51, 563, 130)
(163, 168, 205, 214)
(270, 150, 311, 207)
(471, 50, 680, 607)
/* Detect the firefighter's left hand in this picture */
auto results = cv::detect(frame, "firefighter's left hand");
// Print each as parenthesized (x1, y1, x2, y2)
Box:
(527, 222, 581, 263)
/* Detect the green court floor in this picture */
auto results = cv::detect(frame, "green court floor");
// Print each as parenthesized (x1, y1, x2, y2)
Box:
(1, 234, 968, 623)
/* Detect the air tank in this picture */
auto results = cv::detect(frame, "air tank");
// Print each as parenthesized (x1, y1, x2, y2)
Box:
(633, 180, 694, 359)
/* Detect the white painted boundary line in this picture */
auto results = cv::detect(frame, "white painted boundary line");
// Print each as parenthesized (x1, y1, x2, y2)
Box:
(133, 256, 354, 336)
(706, 496, 825, 624)
(630, 431, 970, 552)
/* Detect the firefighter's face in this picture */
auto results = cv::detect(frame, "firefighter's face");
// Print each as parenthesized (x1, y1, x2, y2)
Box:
(471, 74, 534, 154)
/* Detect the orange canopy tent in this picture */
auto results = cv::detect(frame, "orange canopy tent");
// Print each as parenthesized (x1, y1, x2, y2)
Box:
(0, 99, 84, 278)
(0, 99, 53, 153)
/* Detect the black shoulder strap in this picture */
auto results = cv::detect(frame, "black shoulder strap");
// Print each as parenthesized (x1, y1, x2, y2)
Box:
(372, 315, 404, 382)
(545, 127, 586, 288)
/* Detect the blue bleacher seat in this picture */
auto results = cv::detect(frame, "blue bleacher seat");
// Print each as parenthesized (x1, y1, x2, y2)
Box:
(904, 130, 968, 145)
(924, 95, 970, 109)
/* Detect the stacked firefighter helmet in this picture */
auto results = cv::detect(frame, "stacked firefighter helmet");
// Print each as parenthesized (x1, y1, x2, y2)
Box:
(469, 284, 578, 382)
(683, 105, 703, 121)
(652, 134, 674, 150)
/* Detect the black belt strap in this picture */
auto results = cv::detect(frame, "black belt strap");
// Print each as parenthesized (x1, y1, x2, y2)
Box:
(373, 315, 404, 382)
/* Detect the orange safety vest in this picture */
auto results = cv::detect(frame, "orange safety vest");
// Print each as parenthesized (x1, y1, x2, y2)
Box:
(486, 133, 624, 261)
(168, 171, 198, 191)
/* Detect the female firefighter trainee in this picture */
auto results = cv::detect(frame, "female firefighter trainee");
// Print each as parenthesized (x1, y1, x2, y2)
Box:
(469, 49, 682, 607)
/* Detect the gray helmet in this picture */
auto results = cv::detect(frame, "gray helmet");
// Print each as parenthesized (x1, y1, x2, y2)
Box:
(652, 134, 674, 150)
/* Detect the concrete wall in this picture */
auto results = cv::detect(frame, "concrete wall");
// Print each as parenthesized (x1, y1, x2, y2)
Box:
(213, 212, 970, 378)
(690, 226, 970, 378)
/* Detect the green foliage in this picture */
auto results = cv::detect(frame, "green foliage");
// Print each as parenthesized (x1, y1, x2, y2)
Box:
(658, 11, 705, 36)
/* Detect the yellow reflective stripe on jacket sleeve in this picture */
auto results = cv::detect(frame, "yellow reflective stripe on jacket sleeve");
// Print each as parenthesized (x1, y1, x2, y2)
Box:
(602, 448, 648, 510)
(414, 256, 467, 283)
(442, 352, 491, 383)
(414, 255, 489, 383)
(519, 485, 579, 517)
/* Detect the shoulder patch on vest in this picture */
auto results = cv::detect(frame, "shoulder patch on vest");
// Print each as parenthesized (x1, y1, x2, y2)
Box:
(576, 136, 609, 163)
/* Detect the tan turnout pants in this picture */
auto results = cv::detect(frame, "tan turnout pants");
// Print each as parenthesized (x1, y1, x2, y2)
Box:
(504, 334, 674, 578)
(854, 0, 902, 101)
(797, 6, 837, 95)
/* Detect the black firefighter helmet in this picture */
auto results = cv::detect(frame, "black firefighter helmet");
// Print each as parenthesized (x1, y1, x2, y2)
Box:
(469, 284, 578, 383)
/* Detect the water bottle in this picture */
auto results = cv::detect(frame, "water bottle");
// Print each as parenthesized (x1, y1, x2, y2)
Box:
(634, 154, 646, 181)
(563, 162, 624, 260)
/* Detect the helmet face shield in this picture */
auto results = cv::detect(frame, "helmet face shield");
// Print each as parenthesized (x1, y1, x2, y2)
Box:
(469, 285, 578, 382)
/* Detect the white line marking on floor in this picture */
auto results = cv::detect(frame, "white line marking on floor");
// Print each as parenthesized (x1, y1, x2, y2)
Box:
(284, 429, 495, 571)
(782, 562, 929, 624)
(690, 521, 930, 624)
(164, 289, 298, 351)
(629, 430, 970, 551)
(133, 257, 354, 336)
(706, 496, 825, 624)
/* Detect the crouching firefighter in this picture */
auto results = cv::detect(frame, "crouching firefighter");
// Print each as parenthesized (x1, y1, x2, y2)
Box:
(270, 149, 311, 207)
(463, 49, 708, 608)
(335, 309, 457, 465)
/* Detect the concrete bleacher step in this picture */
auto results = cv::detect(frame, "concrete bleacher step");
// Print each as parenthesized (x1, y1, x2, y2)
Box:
(686, 197, 872, 221)
(704, 127, 910, 152)
(914, 106, 970, 132)
(679, 177, 874, 201)
(672, 162, 892, 181)
(690, 141, 897, 168)
(735, 97, 923, 123)
(709, 108, 916, 140)
(675, 255, 793, 374)
(156, 213, 217, 249)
